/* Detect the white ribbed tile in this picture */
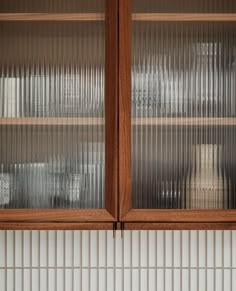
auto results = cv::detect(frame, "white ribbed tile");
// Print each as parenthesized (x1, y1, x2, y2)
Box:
(174, 231, 181, 268)
(23, 231, 30, 268)
(7, 270, 14, 291)
(32, 231, 39, 268)
(174, 269, 181, 291)
(132, 269, 139, 291)
(32, 269, 39, 291)
(141, 269, 148, 291)
(182, 269, 190, 291)
(57, 269, 64, 291)
(23, 269, 30, 291)
(15, 270, 22, 291)
(157, 269, 164, 290)
(73, 231, 81, 268)
(0, 231, 5, 267)
(65, 231, 73, 268)
(48, 269, 55, 291)
(224, 269, 231, 291)
(216, 269, 223, 291)
(0, 230, 235, 291)
(233, 270, 236, 290)
(90, 231, 98, 268)
(99, 269, 105, 291)
(149, 269, 156, 291)
(65, 269, 73, 291)
(132, 231, 139, 267)
(215, 230, 223, 267)
(15, 231, 22, 268)
(115, 269, 122, 291)
(199, 269, 206, 291)
(99, 231, 106, 268)
(148, 231, 156, 268)
(207, 231, 214, 267)
(40, 231, 47, 268)
(0, 270, 5, 291)
(190, 231, 197, 267)
(182, 231, 189, 268)
(107, 269, 114, 291)
(81, 231, 89, 268)
(73, 269, 80, 291)
(157, 231, 164, 267)
(57, 231, 65, 268)
(165, 269, 172, 291)
(207, 269, 214, 291)
(40, 269, 47, 291)
(124, 231, 131, 268)
(7, 231, 14, 267)
(141, 231, 148, 267)
(233, 232, 236, 268)
(165, 231, 173, 268)
(48, 231, 56, 268)
(198, 231, 206, 268)
(90, 269, 98, 291)
(224, 231, 231, 268)
(107, 231, 114, 268)
(190, 269, 197, 291)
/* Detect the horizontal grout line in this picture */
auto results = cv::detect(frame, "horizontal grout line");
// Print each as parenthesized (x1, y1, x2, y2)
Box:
(0, 266, 236, 270)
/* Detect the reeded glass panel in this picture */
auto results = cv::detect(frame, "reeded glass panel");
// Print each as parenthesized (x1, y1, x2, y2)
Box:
(0, 1, 105, 208)
(132, 0, 236, 209)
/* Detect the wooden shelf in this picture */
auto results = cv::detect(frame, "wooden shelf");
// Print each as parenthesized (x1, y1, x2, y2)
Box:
(0, 13, 235, 22)
(132, 117, 236, 126)
(0, 13, 105, 21)
(132, 13, 236, 22)
(0, 117, 105, 126)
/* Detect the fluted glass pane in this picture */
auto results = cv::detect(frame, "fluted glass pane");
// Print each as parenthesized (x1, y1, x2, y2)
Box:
(132, 0, 236, 209)
(0, 1, 105, 208)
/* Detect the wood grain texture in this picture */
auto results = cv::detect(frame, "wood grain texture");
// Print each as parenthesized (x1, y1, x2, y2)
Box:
(0, 13, 105, 21)
(0, 118, 104, 126)
(0, 209, 115, 222)
(0, 222, 114, 230)
(105, 0, 118, 219)
(123, 209, 236, 222)
(132, 13, 236, 22)
(132, 117, 236, 126)
(119, 0, 132, 220)
(124, 222, 236, 230)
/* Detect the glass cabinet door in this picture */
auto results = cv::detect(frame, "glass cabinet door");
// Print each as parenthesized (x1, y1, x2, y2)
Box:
(0, 0, 118, 224)
(119, 0, 236, 223)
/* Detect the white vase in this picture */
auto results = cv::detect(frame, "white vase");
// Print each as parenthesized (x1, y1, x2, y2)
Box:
(186, 144, 229, 209)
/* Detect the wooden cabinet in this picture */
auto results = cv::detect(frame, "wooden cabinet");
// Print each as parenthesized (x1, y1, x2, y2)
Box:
(1, 0, 236, 230)
(0, 0, 118, 229)
(119, 0, 236, 230)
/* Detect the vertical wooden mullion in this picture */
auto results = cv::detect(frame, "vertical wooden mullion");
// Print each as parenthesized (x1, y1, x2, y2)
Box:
(119, 0, 132, 219)
(105, 0, 119, 219)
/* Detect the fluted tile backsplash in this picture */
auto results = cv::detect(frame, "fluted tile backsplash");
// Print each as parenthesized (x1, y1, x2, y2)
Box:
(0, 230, 236, 291)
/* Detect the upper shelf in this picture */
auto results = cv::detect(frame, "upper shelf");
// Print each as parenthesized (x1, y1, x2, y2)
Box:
(0, 118, 105, 125)
(0, 13, 105, 21)
(132, 118, 236, 126)
(0, 13, 235, 22)
(0, 117, 235, 126)
(132, 13, 236, 22)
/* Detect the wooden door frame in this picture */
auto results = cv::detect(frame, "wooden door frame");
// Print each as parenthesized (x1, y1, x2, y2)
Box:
(118, 0, 236, 226)
(0, 0, 118, 227)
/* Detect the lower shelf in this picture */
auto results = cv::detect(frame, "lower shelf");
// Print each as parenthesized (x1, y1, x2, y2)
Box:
(0, 117, 105, 126)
